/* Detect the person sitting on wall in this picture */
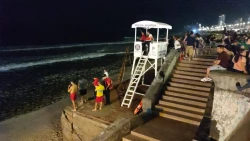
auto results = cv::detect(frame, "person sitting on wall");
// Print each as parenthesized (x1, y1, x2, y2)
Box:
(201, 45, 229, 82)
(232, 49, 248, 74)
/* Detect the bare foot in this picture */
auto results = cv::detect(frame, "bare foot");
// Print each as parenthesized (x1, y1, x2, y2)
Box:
(92, 109, 97, 111)
(72, 109, 76, 111)
(99, 108, 102, 110)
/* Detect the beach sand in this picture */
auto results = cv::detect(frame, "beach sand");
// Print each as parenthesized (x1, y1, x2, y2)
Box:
(0, 66, 132, 141)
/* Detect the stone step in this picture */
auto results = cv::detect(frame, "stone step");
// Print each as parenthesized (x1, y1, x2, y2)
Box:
(158, 107, 203, 120)
(180, 60, 213, 65)
(164, 91, 208, 102)
(159, 112, 200, 126)
(167, 86, 209, 97)
(162, 96, 207, 107)
(178, 63, 209, 69)
(131, 129, 160, 141)
(171, 78, 212, 87)
(192, 58, 215, 62)
(173, 74, 203, 81)
(169, 82, 211, 92)
(156, 104, 204, 115)
(176, 67, 206, 73)
(123, 134, 149, 141)
(131, 117, 198, 141)
(174, 70, 205, 77)
(159, 101, 205, 113)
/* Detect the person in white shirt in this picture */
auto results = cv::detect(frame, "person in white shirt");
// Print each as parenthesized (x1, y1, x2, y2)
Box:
(104, 70, 109, 77)
(173, 36, 182, 60)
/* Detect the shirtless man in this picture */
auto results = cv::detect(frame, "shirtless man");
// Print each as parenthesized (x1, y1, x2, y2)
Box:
(68, 81, 78, 111)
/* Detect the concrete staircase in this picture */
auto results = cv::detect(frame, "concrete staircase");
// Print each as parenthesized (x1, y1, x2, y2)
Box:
(123, 57, 215, 141)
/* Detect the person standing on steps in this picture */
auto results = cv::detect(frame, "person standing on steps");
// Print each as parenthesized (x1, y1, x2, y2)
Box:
(78, 76, 88, 106)
(103, 74, 113, 105)
(184, 31, 196, 61)
(68, 81, 78, 111)
(173, 35, 182, 60)
(92, 81, 105, 111)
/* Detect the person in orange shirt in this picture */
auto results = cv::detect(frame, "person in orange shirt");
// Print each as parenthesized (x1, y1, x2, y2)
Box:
(232, 49, 247, 74)
(144, 31, 154, 55)
(68, 81, 78, 111)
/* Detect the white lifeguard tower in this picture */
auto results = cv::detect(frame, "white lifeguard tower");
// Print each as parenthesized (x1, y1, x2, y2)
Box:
(121, 20, 172, 108)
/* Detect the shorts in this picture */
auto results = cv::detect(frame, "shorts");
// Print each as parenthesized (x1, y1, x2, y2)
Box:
(209, 65, 226, 71)
(95, 96, 103, 103)
(70, 93, 77, 101)
(79, 89, 87, 96)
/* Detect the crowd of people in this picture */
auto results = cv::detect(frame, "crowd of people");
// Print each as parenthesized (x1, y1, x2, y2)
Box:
(67, 69, 113, 111)
(173, 30, 250, 91)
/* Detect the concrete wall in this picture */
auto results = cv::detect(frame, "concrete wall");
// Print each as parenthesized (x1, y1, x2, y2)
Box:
(92, 112, 156, 141)
(210, 71, 250, 141)
(225, 110, 250, 141)
(61, 109, 108, 141)
(142, 49, 179, 112)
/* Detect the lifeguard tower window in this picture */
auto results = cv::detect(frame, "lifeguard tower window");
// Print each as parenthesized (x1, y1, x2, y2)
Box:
(136, 28, 167, 42)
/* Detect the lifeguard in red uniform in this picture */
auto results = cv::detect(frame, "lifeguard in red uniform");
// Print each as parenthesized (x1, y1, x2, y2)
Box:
(144, 31, 154, 55)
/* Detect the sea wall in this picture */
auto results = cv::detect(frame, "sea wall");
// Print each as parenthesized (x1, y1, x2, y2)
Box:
(92, 113, 156, 141)
(142, 49, 179, 112)
(210, 71, 250, 141)
(61, 109, 109, 141)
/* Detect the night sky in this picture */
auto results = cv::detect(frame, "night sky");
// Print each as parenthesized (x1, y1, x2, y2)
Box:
(0, 0, 249, 46)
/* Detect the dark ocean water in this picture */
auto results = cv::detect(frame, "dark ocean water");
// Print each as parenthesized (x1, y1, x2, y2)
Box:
(0, 42, 133, 121)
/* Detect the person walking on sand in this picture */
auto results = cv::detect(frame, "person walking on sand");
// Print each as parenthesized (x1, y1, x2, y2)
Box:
(68, 81, 78, 111)
(78, 76, 88, 106)
(92, 81, 105, 111)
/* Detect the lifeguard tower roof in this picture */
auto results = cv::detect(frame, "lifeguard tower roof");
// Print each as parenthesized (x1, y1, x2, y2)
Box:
(131, 20, 172, 29)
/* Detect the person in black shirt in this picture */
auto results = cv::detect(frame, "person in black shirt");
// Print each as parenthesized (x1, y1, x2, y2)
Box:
(184, 31, 196, 61)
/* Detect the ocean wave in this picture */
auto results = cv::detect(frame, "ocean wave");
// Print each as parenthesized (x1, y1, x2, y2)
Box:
(0, 52, 124, 71)
(0, 41, 133, 52)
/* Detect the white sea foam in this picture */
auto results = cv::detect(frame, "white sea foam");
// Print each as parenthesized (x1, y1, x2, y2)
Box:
(0, 52, 124, 71)
(0, 41, 133, 52)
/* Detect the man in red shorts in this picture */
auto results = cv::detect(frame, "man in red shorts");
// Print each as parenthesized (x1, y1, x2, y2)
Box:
(68, 81, 78, 111)
(92, 81, 105, 111)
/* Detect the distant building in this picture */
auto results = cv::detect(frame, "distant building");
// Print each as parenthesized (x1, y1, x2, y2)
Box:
(218, 14, 226, 26)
